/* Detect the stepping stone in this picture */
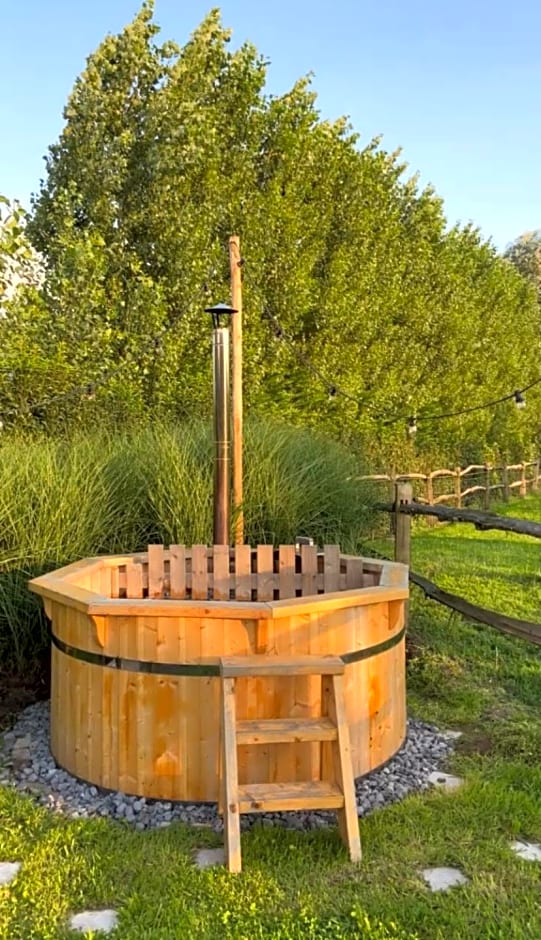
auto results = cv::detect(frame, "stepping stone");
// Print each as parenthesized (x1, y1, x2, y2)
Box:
(510, 840, 541, 861)
(442, 730, 463, 741)
(0, 862, 21, 886)
(422, 867, 469, 892)
(195, 847, 225, 869)
(428, 771, 464, 792)
(69, 910, 118, 934)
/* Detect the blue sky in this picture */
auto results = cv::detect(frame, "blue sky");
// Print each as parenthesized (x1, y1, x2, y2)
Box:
(1, 0, 539, 249)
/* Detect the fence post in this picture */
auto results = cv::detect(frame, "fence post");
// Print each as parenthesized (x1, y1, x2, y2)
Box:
(394, 482, 412, 568)
(484, 465, 491, 510)
(426, 472, 437, 526)
(532, 460, 540, 493)
(520, 462, 527, 498)
(388, 474, 396, 534)
(426, 473, 434, 505)
(394, 482, 412, 629)
(502, 464, 509, 502)
(455, 467, 462, 508)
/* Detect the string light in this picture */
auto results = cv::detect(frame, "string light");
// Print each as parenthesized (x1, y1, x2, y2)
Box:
(407, 416, 417, 437)
(4, 290, 536, 430)
(264, 311, 365, 407)
(265, 310, 541, 429)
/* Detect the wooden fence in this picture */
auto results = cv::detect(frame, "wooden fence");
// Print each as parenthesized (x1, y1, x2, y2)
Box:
(381, 482, 541, 645)
(108, 544, 368, 601)
(360, 459, 540, 510)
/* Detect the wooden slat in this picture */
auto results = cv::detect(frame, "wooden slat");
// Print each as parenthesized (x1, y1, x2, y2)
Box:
(87, 598, 275, 618)
(234, 544, 252, 601)
(125, 562, 144, 599)
(169, 545, 186, 599)
(324, 545, 341, 593)
(137, 615, 157, 798)
(268, 585, 408, 619)
(221, 677, 242, 873)
(191, 545, 208, 600)
(236, 717, 337, 745)
(256, 544, 275, 601)
(301, 544, 318, 597)
(237, 780, 344, 813)
(148, 544, 165, 598)
(117, 566, 127, 597)
(110, 567, 120, 599)
(141, 562, 149, 593)
(118, 614, 138, 796)
(213, 545, 231, 601)
(220, 654, 344, 677)
(326, 674, 362, 862)
(278, 545, 295, 599)
(153, 616, 181, 800)
(28, 578, 97, 612)
(345, 557, 363, 590)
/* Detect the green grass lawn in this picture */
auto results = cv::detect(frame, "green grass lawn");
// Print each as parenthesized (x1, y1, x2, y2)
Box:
(1, 496, 541, 938)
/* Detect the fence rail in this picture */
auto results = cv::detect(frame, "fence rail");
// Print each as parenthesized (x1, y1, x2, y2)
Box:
(359, 459, 539, 511)
(378, 481, 541, 646)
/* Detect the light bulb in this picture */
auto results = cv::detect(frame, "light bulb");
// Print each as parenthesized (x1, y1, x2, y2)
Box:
(407, 415, 417, 436)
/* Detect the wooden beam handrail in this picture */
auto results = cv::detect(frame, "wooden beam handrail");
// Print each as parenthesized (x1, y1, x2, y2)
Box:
(378, 501, 541, 539)
(409, 570, 541, 646)
(459, 464, 487, 476)
(428, 468, 456, 480)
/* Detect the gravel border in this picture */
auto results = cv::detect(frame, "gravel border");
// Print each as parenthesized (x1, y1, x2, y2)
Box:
(0, 702, 457, 832)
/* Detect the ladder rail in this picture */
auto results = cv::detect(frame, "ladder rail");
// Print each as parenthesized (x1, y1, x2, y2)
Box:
(221, 676, 242, 873)
(218, 655, 361, 873)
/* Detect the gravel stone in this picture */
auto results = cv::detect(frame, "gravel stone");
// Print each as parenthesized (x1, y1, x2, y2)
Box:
(0, 702, 457, 832)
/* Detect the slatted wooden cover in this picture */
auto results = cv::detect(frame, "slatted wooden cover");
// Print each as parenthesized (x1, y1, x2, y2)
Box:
(109, 545, 369, 601)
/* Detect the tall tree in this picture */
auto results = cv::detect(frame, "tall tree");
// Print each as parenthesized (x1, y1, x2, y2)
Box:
(25, 2, 541, 463)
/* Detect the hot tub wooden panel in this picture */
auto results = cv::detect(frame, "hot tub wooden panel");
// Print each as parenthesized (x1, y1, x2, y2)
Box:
(31, 547, 408, 802)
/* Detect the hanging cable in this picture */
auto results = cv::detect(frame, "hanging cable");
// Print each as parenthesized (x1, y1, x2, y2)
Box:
(383, 376, 541, 427)
(264, 309, 541, 429)
(264, 311, 365, 407)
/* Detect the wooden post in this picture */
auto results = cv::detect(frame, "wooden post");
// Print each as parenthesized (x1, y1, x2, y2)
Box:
(388, 474, 396, 534)
(394, 482, 412, 628)
(532, 459, 539, 493)
(454, 467, 462, 508)
(394, 482, 412, 567)
(502, 464, 509, 502)
(520, 462, 527, 498)
(229, 235, 244, 544)
(426, 472, 436, 526)
(483, 465, 491, 510)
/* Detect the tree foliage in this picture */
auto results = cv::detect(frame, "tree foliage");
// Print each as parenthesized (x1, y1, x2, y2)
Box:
(504, 231, 541, 301)
(0, 198, 44, 312)
(4, 0, 538, 465)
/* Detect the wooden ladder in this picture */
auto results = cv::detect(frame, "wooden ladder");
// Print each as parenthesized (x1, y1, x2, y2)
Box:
(218, 654, 362, 873)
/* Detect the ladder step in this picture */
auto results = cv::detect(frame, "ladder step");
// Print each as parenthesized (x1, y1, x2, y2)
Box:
(237, 781, 345, 813)
(220, 654, 345, 678)
(236, 717, 338, 745)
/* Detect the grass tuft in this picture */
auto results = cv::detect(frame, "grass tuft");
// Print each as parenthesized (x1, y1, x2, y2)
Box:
(0, 420, 375, 672)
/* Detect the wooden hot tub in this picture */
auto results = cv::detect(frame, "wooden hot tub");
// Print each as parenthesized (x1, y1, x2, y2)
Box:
(29, 545, 408, 802)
